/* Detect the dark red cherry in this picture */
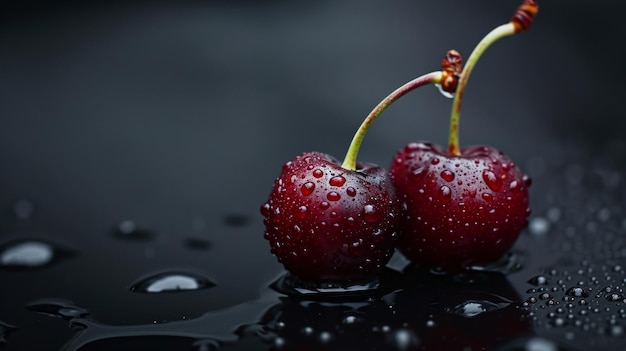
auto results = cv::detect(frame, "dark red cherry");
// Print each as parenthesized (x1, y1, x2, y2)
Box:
(389, 142, 531, 272)
(261, 151, 401, 283)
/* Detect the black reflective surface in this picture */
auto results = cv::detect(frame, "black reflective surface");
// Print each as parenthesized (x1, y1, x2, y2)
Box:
(1, 1, 625, 350)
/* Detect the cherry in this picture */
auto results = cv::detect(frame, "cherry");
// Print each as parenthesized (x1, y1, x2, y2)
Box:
(390, 0, 539, 272)
(390, 142, 531, 271)
(261, 152, 399, 283)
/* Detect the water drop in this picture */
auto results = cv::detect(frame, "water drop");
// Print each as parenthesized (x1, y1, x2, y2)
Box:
(312, 169, 324, 178)
(440, 170, 455, 182)
(363, 205, 379, 223)
(482, 193, 494, 202)
(327, 192, 341, 201)
(387, 329, 419, 350)
(509, 180, 519, 191)
(455, 297, 511, 318)
(346, 187, 357, 197)
(528, 275, 550, 286)
(25, 298, 89, 320)
(301, 182, 315, 196)
(0, 241, 52, 267)
(431, 158, 440, 165)
(565, 286, 589, 298)
(482, 170, 503, 191)
(529, 217, 550, 236)
(130, 271, 216, 293)
(439, 186, 452, 203)
(409, 167, 426, 181)
(291, 207, 305, 220)
(319, 201, 330, 210)
(112, 220, 155, 240)
(435, 83, 454, 98)
(329, 176, 346, 187)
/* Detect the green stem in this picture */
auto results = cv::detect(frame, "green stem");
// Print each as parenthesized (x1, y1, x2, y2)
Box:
(448, 23, 516, 156)
(342, 71, 443, 170)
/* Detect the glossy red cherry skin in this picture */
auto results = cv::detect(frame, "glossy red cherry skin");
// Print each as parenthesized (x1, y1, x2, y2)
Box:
(389, 142, 531, 272)
(261, 151, 401, 283)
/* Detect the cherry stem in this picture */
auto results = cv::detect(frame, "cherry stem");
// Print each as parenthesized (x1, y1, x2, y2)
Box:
(341, 71, 443, 171)
(447, 0, 538, 156)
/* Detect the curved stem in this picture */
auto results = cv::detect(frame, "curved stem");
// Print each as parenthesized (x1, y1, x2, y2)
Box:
(447, 23, 516, 156)
(341, 71, 443, 170)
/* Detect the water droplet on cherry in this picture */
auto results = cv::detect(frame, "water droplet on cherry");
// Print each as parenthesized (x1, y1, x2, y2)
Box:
(329, 175, 346, 187)
(346, 187, 357, 197)
(312, 169, 324, 178)
(439, 186, 452, 203)
(363, 204, 379, 223)
(440, 170, 455, 182)
(482, 170, 503, 191)
(301, 182, 315, 196)
(327, 191, 341, 201)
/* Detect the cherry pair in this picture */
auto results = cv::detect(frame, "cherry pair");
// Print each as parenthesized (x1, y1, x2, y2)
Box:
(261, 1, 538, 283)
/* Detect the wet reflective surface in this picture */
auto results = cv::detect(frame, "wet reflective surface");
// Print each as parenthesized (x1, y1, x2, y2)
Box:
(1, 1, 625, 350)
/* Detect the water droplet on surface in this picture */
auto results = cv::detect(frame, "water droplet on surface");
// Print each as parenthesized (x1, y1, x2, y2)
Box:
(0, 241, 52, 267)
(329, 175, 346, 187)
(409, 167, 426, 182)
(130, 272, 216, 293)
(440, 170, 455, 182)
(565, 286, 589, 298)
(0, 239, 73, 269)
(301, 182, 315, 196)
(529, 217, 550, 236)
(363, 205, 380, 223)
(439, 186, 452, 203)
(327, 191, 341, 201)
(25, 298, 90, 320)
(451, 297, 511, 318)
(112, 220, 155, 240)
(528, 275, 550, 286)
(482, 193, 494, 202)
(482, 170, 503, 191)
(346, 187, 357, 197)
(312, 169, 324, 178)
(387, 328, 419, 350)
(296, 206, 308, 219)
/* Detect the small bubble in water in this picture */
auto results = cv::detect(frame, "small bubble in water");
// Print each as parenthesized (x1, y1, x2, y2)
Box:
(130, 271, 216, 293)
